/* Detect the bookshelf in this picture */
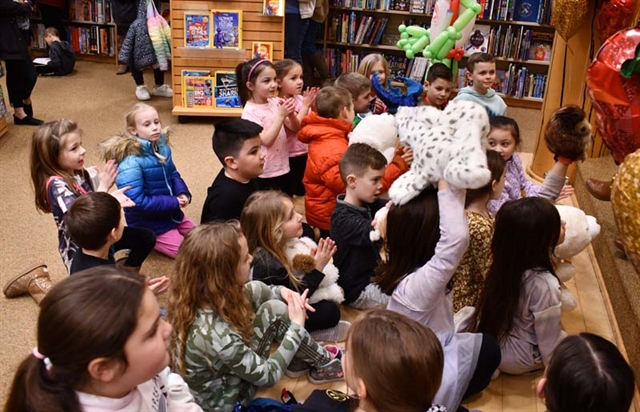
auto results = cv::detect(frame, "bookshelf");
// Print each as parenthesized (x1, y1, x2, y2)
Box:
(30, 0, 118, 64)
(170, 0, 285, 119)
(322, 0, 555, 109)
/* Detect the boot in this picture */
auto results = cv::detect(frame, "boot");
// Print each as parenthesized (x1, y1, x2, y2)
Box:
(3, 264, 53, 305)
(585, 178, 612, 202)
(116, 35, 129, 75)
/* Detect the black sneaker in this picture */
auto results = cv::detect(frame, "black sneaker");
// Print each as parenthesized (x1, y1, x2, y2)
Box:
(13, 115, 44, 126)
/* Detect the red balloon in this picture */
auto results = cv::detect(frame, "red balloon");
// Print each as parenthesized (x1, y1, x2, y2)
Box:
(586, 28, 640, 164)
(596, 0, 640, 42)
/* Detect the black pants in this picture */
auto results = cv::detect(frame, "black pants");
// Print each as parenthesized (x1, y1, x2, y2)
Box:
(4, 59, 37, 109)
(287, 154, 307, 197)
(35, 64, 57, 76)
(305, 299, 340, 332)
(113, 226, 156, 267)
(38, 4, 66, 40)
(257, 173, 291, 195)
(457, 334, 502, 412)
(131, 67, 165, 87)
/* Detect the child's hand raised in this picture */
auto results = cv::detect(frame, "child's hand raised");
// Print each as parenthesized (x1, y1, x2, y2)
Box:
(302, 87, 319, 107)
(148, 276, 171, 295)
(557, 184, 575, 201)
(177, 194, 189, 208)
(111, 186, 135, 208)
(311, 238, 337, 272)
(97, 159, 118, 192)
(281, 287, 315, 327)
(278, 97, 296, 117)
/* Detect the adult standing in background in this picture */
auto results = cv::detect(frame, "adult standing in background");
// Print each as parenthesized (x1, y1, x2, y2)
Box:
(110, 0, 137, 74)
(301, 0, 329, 87)
(285, 0, 314, 64)
(36, 0, 65, 40)
(0, 0, 44, 125)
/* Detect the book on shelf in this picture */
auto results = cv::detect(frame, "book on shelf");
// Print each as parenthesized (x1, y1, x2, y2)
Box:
(464, 24, 491, 55)
(0, 86, 7, 118)
(387, 55, 409, 77)
(527, 31, 553, 61)
(482, 0, 551, 24)
(456, 66, 546, 99)
(212, 10, 242, 49)
(183, 76, 215, 108)
(252, 42, 273, 60)
(32, 23, 115, 55)
(68, 0, 112, 23)
(406, 56, 430, 82)
(264, 0, 284, 16)
(184, 12, 210, 47)
(329, 13, 389, 45)
(181, 69, 211, 107)
(214, 71, 241, 108)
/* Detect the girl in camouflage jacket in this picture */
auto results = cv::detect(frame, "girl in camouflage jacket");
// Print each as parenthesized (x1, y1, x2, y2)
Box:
(168, 222, 343, 412)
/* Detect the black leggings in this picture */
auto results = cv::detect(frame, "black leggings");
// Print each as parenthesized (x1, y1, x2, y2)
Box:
(4, 58, 37, 108)
(113, 226, 156, 267)
(305, 299, 341, 332)
(131, 67, 165, 87)
(457, 334, 502, 412)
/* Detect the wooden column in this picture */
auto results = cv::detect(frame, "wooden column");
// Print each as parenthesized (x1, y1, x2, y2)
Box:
(528, 1, 601, 182)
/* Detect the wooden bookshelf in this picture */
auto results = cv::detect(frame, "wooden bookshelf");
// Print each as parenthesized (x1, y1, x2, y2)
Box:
(170, 0, 285, 119)
(0, 117, 7, 138)
(323, 2, 556, 109)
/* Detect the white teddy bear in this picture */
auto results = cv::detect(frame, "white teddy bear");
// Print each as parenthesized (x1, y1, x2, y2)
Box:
(390, 100, 492, 205)
(554, 205, 601, 311)
(349, 113, 399, 163)
(283, 237, 344, 304)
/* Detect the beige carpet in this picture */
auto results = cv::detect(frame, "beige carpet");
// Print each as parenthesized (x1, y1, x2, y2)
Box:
(0, 61, 543, 404)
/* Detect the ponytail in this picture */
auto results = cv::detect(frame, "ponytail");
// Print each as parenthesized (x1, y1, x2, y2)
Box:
(235, 57, 275, 106)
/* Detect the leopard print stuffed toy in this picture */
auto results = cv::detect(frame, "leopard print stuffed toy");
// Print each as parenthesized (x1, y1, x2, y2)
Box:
(389, 100, 492, 205)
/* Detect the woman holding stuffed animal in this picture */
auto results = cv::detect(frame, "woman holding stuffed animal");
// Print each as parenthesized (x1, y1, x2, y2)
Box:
(241, 191, 344, 336)
(373, 179, 501, 412)
(487, 116, 574, 216)
(470, 155, 577, 375)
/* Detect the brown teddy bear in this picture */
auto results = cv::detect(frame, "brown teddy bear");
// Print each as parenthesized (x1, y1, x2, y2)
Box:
(544, 105, 593, 162)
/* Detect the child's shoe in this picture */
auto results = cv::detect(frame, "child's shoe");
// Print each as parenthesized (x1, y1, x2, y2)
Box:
(3, 264, 53, 305)
(308, 358, 344, 384)
(153, 84, 173, 97)
(310, 320, 351, 343)
(285, 357, 310, 378)
(136, 85, 151, 101)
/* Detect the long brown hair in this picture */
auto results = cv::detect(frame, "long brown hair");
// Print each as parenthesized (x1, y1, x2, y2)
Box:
(30, 119, 85, 213)
(4, 267, 146, 412)
(373, 187, 441, 294)
(240, 191, 300, 289)
(347, 309, 443, 412)
(471, 197, 561, 342)
(169, 222, 255, 374)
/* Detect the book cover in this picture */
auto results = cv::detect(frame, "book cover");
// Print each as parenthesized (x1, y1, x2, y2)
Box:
(514, 0, 541, 22)
(183, 76, 214, 107)
(181, 69, 212, 106)
(214, 71, 241, 108)
(464, 24, 491, 56)
(184, 12, 210, 47)
(528, 31, 553, 61)
(252, 42, 273, 60)
(212, 10, 242, 49)
(263, 0, 283, 16)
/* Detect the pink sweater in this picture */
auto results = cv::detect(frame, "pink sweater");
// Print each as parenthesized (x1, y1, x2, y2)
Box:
(286, 95, 309, 157)
(242, 99, 290, 178)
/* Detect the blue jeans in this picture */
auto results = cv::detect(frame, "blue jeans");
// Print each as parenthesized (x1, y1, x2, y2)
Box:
(302, 19, 323, 56)
(285, 14, 310, 64)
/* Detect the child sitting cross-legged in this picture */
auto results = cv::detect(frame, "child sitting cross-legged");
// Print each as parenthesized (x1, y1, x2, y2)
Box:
(201, 118, 265, 223)
(168, 222, 344, 412)
(330, 143, 390, 309)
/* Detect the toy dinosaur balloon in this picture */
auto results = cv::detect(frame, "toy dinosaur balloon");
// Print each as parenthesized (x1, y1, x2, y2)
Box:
(396, 0, 482, 64)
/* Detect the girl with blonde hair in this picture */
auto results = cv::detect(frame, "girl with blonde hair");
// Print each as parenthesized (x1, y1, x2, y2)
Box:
(241, 190, 344, 335)
(168, 222, 343, 412)
(357, 53, 390, 114)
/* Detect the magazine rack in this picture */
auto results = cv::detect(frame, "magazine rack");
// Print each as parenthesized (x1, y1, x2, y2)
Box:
(170, 0, 285, 118)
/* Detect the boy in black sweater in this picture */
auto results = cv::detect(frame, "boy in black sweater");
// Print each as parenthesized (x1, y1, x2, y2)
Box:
(330, 143, 390, 309)
(201, 118, 265, 223)
(35, 27, 75, 76)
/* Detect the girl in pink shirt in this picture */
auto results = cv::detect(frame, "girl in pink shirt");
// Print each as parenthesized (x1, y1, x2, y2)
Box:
(237, 58, 299, 192)
(274, 59, 318, 197)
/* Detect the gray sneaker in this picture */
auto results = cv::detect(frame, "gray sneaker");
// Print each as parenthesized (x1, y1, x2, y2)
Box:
(285, 357, 310, 378)
(308, 357, 344, 384)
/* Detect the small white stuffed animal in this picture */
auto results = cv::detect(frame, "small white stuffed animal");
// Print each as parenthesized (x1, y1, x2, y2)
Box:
(370, 205, 390, 242)
(283, 237, 344, 304)
(554, 205, 601, 311)
(348, 113, 399, 163)
(389, 100, 491, 205)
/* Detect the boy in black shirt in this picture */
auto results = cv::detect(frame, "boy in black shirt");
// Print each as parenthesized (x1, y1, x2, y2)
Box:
(330, 143, 390, 309)
(35, 27, 75, 76)
(201, 118, 265, 223)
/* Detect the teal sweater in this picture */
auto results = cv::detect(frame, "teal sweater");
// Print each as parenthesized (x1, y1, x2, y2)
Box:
(453, 86, 507, 118)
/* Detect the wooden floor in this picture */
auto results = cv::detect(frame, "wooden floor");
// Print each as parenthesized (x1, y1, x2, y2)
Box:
(260, 167, 638, 411)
